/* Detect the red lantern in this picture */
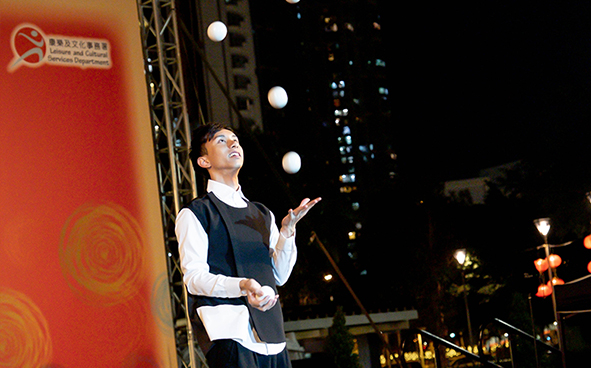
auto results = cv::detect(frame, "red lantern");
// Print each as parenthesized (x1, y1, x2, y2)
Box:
(548, 254, 562, 268)
(584, 235, 591, 249)
(534, 258, 549, 273)
(536, 284, 552, 297)
(547, 277, 564, 286)
(588, 261, 591, 274)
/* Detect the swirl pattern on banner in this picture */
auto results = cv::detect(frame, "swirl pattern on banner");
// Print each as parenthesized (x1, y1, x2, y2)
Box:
(151, 272, 174, 333)
(0, 288, 52, 368)
(59, 202, 145, 306)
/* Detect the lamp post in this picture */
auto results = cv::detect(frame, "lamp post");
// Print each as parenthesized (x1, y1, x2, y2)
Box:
(533, 218, 564, 356)
(454, 249, 474, 349)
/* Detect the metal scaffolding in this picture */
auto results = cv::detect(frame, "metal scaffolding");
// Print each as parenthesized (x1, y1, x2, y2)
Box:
(136, 0, 204, 366)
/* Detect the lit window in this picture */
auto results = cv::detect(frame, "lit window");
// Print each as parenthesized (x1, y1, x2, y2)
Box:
(339, 80, 345, 88)
(345, 23, 354, 31)
(339, 186, 357, 193)
(376, 59, 386, 67)
(343, 126, 351, 135)
(331, 82, 338, 89)
(352, 202, 360, 211)
(379, 87, 389, 95)
(348, 231, 356, 240)
(340, 174, 356, 183)
(325, 23, 338, 32)
(345, 135, 352, 145)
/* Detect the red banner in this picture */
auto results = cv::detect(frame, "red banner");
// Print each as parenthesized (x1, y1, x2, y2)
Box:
(0, 1, 176, 367)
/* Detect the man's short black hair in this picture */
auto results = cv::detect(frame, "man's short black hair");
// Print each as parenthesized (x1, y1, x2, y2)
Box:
(189, 123, 235, 177)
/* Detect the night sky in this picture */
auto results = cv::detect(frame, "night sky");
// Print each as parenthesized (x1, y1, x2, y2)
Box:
(391, 2, 591, 181)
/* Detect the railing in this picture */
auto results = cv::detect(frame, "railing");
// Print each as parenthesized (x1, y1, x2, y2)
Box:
(401, 328, 503, 368)
(480, 318, 561, 354)
(478, 318, 562, 368)
(399, 318, 562, 368)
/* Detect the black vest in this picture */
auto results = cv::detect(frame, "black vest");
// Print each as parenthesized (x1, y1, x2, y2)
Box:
(185, 192, 286, 345)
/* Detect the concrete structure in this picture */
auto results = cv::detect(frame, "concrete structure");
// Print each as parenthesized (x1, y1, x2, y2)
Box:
(285, 310, 419, 367)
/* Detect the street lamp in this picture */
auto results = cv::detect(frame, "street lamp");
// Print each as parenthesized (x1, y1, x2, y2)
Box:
(454, 249, 474, 349)
(533, 218, 563, 354)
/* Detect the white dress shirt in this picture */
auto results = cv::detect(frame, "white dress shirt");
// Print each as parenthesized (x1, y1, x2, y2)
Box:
(176, 180, 297, 355)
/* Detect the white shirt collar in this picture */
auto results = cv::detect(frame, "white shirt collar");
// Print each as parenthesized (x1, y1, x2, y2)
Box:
(206, 179, 248, 208)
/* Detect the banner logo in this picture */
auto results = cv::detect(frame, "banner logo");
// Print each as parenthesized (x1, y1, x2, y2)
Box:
(9, 24, 47, 70)
(8, 23, 112, 73)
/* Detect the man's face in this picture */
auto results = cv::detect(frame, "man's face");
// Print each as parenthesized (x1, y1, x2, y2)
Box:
(198, 129, 244, 173)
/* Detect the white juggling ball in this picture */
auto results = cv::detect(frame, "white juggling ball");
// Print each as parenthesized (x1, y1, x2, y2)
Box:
(282, 151, 301, 174)
(207, 21, 227, 42)
(268, 86, 288, 109)
(257, 285, 276, 306)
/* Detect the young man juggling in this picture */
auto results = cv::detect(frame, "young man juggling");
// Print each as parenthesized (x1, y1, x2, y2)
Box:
(176, 123, 321, 368)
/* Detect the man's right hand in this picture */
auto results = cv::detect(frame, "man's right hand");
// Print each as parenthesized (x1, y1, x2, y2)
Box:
(239, 278, 279, 312)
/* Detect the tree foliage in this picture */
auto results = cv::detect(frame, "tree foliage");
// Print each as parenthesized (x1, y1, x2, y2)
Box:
(326, 306, 362, 368)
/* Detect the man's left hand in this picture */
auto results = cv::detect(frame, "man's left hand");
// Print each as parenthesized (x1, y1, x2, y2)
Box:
(280, 197, 322, 238)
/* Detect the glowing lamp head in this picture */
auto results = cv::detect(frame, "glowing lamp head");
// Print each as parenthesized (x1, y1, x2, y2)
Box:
(534, 218, 551, 238)
(584, 235, 591, 249)
(454, 249, 466, 266)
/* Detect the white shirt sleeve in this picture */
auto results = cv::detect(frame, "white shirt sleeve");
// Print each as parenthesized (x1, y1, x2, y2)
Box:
(268, 211, 297, 286)
(176, 208, 244, 297)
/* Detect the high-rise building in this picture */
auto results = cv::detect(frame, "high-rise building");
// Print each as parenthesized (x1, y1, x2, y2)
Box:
(250, 0, 395, 284)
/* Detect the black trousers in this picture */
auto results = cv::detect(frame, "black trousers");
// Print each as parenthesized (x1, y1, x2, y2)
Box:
(206, 339, 292, 368)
